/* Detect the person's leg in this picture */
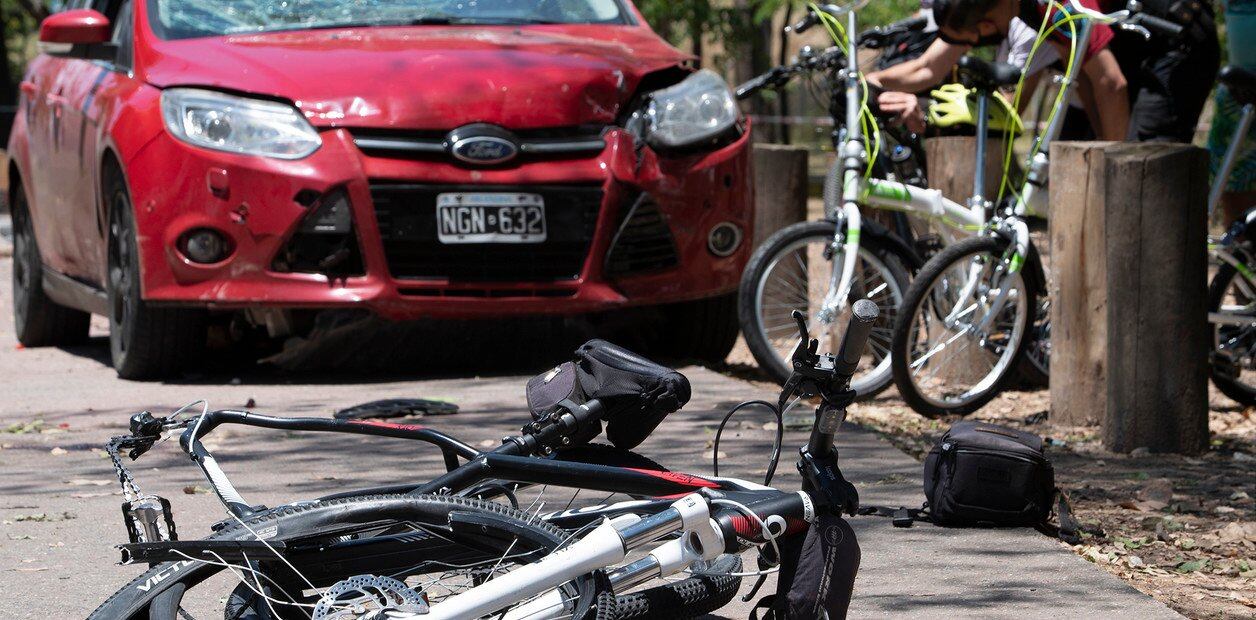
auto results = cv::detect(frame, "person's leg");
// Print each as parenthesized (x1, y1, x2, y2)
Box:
(1126, 17, 1221, 142)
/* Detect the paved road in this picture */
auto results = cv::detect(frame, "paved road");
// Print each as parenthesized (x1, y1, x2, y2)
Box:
(0, 256, 1180, 619)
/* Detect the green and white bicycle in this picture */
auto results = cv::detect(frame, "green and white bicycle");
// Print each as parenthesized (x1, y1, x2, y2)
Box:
(1207, 65, 1256, 407)
(888, 0, 1182, 416)
(737, 3, 1029, 398)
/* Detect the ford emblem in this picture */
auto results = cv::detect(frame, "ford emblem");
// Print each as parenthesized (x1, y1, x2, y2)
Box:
(450, 135, 519, 165)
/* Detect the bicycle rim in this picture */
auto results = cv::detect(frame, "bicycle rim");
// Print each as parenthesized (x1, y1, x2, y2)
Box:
(130, 499, 594, 620)
(752, 232, 902, 395)
(1211, 265, 1256, 403)
(1024, 299, 1051, 378)
(902, 245, 1029, 409)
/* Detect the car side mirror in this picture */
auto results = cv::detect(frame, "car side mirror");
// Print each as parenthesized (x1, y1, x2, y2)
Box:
(39, 9, 111, 56)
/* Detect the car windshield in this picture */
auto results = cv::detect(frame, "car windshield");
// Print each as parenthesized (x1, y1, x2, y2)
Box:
(148, 0, 631, 40)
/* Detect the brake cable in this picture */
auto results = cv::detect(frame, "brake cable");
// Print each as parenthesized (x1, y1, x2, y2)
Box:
(711, 397, 791, 486)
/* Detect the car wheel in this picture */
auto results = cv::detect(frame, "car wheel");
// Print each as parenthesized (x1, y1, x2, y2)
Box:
(659, 293, 739, 365)
(10, 183, 90, 347)
(105, 172, 206, 380)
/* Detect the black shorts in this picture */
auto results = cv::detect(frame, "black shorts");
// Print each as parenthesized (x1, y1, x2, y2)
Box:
(1110, 8, 1221, 143)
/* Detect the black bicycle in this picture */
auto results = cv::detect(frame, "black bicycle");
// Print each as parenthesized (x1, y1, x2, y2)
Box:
(89, 302, 878, 620)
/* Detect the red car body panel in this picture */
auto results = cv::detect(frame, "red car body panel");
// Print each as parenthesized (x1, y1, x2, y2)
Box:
(9, 1, 754, 321)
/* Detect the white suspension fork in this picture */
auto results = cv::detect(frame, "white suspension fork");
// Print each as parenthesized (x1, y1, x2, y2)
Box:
(974, 220, 1031, 335)
(421, 494, 722, 620)
(820, 200, 862, 324)
(821, 9, 866, 327)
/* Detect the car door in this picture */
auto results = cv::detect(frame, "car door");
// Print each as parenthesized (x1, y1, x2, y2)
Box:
(18, 1, 86, 277)
(56, 0, 135, 285)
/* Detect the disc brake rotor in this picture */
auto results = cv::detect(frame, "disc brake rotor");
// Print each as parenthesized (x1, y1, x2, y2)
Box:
(313, 575, 429, 620)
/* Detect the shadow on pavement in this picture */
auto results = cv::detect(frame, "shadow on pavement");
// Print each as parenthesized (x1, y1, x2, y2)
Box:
(49, 314, 705, 386)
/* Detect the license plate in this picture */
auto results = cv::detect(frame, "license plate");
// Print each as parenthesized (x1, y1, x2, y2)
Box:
(436, 193, 546, 244)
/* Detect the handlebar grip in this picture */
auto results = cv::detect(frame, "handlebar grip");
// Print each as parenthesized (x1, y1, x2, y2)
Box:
(833, 299, 879, 380)
(735, 73, 772, 100)
(1131, 13, 1184, 38)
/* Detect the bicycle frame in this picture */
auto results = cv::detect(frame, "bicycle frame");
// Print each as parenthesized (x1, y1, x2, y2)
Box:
(926, 9, 1101, 333)
(1207, 102, 1256, 331)
(163, 408, 774, 522)
(817, 8, 1012, 324)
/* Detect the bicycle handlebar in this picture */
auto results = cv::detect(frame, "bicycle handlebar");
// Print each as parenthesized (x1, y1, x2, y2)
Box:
(1128, 12, 1183, 38)
(1063, 0, 1184, 40)
(713, 492, 811, 549)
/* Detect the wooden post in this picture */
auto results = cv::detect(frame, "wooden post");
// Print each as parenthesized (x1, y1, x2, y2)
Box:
(1049, 142, 1209, 454)
(923, 136, 1010, 205)
(752, 144, 808, 246)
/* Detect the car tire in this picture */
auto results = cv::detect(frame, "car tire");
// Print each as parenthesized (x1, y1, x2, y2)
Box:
(10, 183, 91, 347)
(105, 171, 207, 380)
(659, 293, 739, 365)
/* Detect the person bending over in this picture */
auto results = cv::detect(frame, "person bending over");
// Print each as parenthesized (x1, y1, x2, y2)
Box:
(871, 0, 1218, 144)
(869, 0, 1130, 141)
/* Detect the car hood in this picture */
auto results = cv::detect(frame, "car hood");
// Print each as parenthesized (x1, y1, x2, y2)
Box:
(140, 25, 690, 130)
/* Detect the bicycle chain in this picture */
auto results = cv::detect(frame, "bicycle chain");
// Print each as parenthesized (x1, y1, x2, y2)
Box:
(105, 436, 145, 503)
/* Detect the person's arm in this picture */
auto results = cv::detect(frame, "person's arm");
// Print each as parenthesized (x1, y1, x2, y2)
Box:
(1068, 44, 1128, 141)
(867, 38, 969, 91)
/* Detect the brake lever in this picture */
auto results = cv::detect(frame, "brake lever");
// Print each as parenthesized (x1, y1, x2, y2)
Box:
(1118, 22, 1152, 40)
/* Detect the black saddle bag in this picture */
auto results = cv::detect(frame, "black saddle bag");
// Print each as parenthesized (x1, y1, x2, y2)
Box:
(525, 340, 691, 450)
(923, 420, 1055, 527)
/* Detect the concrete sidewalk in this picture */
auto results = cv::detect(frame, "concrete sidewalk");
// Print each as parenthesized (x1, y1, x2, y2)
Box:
(0, 261, 1179, 618)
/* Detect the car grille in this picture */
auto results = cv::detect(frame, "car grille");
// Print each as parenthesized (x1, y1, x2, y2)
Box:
(605, 194, 679, 276)
(351, 126, 608, 162)
(371, 183, 602, 282)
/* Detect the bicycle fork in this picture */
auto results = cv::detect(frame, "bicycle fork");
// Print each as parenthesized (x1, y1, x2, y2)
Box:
(420, 494, 725, 620)
(819, 201, 863, 325)
(820, 11, 868, 329)
(945, 221, 1031, 339)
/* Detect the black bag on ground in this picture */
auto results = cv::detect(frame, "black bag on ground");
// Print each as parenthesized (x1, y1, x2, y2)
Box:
(923, 420, 1055, 527)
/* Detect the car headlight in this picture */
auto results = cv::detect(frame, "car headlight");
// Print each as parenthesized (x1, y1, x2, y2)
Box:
(160, 88, 321, 160)
(645, 70, 741, 150)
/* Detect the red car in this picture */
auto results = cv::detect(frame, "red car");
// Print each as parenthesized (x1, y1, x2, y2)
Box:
(8, 0, 753, 379)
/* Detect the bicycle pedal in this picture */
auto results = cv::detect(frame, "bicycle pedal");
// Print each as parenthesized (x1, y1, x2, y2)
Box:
(122, 495, 178, 544)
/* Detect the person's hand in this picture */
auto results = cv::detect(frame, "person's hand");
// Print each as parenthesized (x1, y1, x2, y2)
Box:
(877, 91, 926, 134)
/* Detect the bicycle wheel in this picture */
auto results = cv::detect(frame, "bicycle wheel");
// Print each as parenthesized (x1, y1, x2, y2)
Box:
(1016, 298, 1051, 387)
(739, 220, 909, 397)
(88, 495, 614, 620)
(890, 235, 1035, 417)
(1209, 263, 1256, 406)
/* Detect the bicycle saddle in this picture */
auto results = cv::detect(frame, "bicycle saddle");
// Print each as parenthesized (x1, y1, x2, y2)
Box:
(1220, 65, 1256, 107)
(956, 56, 1022, 91)
(526, 340, 691, 450)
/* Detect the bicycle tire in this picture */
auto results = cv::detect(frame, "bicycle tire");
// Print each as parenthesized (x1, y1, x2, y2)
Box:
(613, 553, 744, 619)
(1208, 263, 1256, 406)
(739, 220, 910, 398)
(1013, 249, 1050, 388)
(87, 494, 612, 620)
(890, 235, 1036, 417)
